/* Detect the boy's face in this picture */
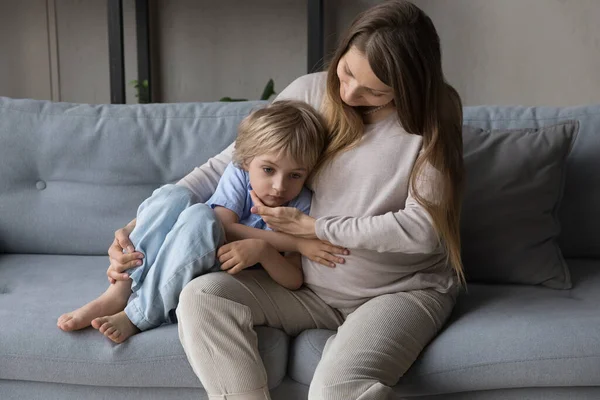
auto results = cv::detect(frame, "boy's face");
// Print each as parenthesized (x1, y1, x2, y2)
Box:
(245, 151, 309, 207)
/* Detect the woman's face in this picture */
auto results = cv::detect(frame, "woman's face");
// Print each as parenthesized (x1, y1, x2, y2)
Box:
(336, 46, 394, 107)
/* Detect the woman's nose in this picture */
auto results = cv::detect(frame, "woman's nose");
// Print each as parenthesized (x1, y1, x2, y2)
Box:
(344, 80, 359, 102)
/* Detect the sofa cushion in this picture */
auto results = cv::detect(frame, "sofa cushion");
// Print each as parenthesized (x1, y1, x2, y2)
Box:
(0, 97, 265, 255)
(460, 122, 577, 288)
(463, 105, 600, 259)
(0, 254, 288, 389)
(288, 259, 600, 395)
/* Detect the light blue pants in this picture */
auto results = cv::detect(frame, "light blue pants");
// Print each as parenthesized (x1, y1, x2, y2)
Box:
(123, 184, 225, 331)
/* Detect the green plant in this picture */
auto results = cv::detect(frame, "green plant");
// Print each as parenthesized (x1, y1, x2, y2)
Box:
(220, 79, 276, 102)
(129, 79, 150, 104)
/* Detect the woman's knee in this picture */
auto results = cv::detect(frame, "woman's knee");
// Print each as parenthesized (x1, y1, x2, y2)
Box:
(177, 272, 261, 333)
(309, 373, 391, 400)
(179, 272, 234, 307)
(308, 371, 355, 400)
(177, 273, 232, 320)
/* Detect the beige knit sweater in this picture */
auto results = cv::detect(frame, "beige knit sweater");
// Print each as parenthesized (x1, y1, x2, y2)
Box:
(178, 72, 455, 309)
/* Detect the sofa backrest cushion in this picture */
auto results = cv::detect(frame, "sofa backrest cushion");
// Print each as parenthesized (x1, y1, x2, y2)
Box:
(463, 104, 600, 259)
(2, 98, 598, 262)
(0, 97, 264, 255)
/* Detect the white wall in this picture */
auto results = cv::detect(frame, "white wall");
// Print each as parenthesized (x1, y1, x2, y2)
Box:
(1, 0, 599, 106)
(152, 0, 306, 103)
(0, 0, 138, 104)
(416, 0, 600, 106)
(0, 0, 52, 100)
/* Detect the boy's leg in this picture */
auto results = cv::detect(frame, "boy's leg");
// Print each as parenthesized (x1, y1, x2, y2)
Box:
(57, 279, 132, 331)
(124, 203, 226, 332)
(57, 184, 193, 333)
(127, 184, 196, 291)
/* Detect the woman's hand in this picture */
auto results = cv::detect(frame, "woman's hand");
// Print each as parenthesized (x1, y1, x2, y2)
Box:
(250, 190, 318, 239)
(217, 239, 267, 275)
(106, 220, 144, 284)
(297, 239, 349, 268)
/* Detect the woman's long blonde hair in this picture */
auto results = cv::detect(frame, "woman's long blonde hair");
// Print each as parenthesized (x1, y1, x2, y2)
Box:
(320, 0, 465, 284)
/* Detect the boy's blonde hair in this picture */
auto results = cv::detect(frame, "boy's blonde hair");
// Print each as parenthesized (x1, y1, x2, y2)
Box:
(233, 100, 328, 172)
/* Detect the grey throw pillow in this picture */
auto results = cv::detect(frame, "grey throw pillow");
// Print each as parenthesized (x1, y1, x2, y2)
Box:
(461, 121, 578, 289)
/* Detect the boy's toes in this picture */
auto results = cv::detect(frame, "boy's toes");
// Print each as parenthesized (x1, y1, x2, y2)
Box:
(91, 317, 105, 330)
(63, 318, 76, 330)
(57, 315, 75, 331)
(109, 331, 122, 343)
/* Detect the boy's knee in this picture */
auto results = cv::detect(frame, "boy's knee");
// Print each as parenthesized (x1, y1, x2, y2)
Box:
(144, 184, 195, 212)
(154, 184, 193, 199)
(178, 204, 224, 242)
(178, 203, 217, 225)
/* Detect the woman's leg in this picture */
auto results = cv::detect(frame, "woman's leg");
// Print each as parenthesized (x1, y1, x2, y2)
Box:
(57, 280, 132, 331)
(177, 269, 344, 400)
(308, 288, 457, 400)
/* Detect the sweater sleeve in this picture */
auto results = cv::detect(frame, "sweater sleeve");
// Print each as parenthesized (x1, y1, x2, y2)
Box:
(273, 72, 326, 110)
(176, 142, 234, 203)
(315, 162, 443, 255)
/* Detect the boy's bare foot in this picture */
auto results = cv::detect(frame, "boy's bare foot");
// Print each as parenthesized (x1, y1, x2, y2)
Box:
(57, 280, 132, 332)
(92, 311, 140, 343)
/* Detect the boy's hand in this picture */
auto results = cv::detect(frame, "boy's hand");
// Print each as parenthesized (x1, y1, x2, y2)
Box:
(297, 239, 349, 268)
(217, 239, 268, 275)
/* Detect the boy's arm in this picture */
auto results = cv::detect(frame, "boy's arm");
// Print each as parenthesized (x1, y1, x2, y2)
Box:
(259, 246, 304, 290)
(213, 206, 300, 252)
(213, 206, 348, 268)
(217, 237, 303, 290)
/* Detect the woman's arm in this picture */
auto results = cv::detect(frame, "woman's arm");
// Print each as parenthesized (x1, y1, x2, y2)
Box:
(316, 163, 443, 254)
(253, 163, 443, 255)
(315, 200, 439, 254)
(107, 217, 141, 283)
(176, 142, 235, 203)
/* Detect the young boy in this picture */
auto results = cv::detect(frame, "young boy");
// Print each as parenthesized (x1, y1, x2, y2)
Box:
(57, 100, 347, 343)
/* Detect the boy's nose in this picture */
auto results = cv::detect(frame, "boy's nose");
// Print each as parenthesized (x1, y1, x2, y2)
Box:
(272, 180, 286, 192)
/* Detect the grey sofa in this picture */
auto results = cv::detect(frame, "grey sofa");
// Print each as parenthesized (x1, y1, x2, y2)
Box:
(0, 96, 599, 400)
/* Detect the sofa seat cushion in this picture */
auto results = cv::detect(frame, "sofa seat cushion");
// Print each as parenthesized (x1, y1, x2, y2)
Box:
(288, 259, 600, 395)
(0, 254, 288, 389)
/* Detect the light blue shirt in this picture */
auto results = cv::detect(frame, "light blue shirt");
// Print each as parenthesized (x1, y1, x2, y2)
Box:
(205, 162, 312, 230)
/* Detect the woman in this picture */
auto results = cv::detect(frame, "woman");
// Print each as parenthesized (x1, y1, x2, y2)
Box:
(109, 1, 464, 398)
